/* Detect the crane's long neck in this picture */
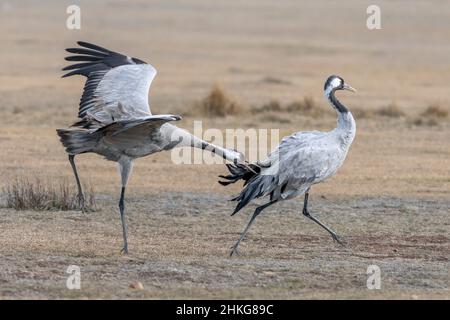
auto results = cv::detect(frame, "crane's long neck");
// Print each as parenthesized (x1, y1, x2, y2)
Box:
(326, 88, 348, 113)
(162, 125, 242, 163)
(325, 89, 356, 146)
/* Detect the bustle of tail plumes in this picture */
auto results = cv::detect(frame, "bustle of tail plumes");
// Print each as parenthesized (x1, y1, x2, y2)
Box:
(56, 127, 99, 155)
(56, 117, 103, 155)
(218, 163, 260, 186)
(219, 163, 277, 216)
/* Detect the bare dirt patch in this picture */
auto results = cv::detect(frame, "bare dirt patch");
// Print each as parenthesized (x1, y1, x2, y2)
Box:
(0, 193, 448, 299)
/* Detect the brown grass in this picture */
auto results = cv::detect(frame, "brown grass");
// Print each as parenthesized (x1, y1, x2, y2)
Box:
(351, 107, 373, 119)
(261, 76, 292, 85)
(412, 117, 439, 127)
(352, 103, 406, 119)
(375, 103, 405, 118)
(421, 104, 448, 118)
(3, 177, 96, 211)
(255, 99, 283, 113)
(0, 194, 448, 299)
(1, 0, 450, 300)
(286, 96, 324, 117)
(286, 96, 315, 112)
(194, 84, 242, 117)
(252, 96, 324, 118)
(259, 112, 291, 124)
(412, 104, 448, 126)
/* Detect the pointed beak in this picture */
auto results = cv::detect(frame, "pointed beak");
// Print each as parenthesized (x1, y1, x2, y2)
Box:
(343, 83, 357, 93)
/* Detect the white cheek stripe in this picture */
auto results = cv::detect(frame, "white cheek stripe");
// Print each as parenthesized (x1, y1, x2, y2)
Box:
(331, 78, 341, 88)
(324, 78, 341, 97)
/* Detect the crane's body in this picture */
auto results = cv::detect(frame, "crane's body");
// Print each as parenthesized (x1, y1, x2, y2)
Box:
(57, 41, 242, 253)
(220, 75, 356, 256)
(252, 111, 355, 201)
(61, 121, 219, 162)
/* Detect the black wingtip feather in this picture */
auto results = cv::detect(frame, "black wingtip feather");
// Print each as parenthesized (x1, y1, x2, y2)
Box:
(62, 62, 95, 71)
(65, 55, 100, 62)
(77, 41, 112, 54)
(61, 70, 82, 78)
(66, 47, 107, 57)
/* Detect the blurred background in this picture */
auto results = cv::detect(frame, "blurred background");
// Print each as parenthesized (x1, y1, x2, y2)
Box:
(0, 0, 448, 299)
(0, 0, 449, 196)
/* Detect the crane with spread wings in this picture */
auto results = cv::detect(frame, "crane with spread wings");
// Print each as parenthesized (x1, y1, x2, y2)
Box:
(57, 41, 243, 254)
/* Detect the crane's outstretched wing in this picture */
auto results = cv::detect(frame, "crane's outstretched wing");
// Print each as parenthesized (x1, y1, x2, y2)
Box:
(62, 41, 157, 122)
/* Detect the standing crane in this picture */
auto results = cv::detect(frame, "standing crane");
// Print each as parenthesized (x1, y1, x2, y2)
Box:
(57, 41, 243, 254)
(220, 75, 357, 256)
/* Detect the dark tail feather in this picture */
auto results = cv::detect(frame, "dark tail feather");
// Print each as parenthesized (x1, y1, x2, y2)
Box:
(218, 163, 260, 186)
(231, 191, 256, 215)
(219, 163, 277, 216)
(230, 174, 278, 216)
(56, 128, 99, 155)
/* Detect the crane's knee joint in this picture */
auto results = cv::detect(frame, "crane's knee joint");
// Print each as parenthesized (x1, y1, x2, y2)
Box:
(302, 208, 310, 217)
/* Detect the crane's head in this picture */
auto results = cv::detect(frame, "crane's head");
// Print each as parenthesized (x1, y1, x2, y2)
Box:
(324, 75, 357, 95)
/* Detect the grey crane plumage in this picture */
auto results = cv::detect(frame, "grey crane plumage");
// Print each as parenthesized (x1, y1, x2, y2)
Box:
(57, 41, 243, 254)
(220, 75, 357, 256)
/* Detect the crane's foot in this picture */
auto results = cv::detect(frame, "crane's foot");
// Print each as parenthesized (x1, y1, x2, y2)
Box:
(330, 232, 345, 246)
(120, 245, 129, 254)
(229, 243, 241, 257)
(75, 193, 86, 212)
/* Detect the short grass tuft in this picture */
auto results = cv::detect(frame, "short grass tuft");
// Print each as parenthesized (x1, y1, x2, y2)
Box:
(286, 96, 324, 117)
(376, 103, 405, 118)
(420, 104, 448, 119)
(252, 96, 324, 118)
(257, 99, 283, 113)
(412, 103, 449, 126)
(196, 84, 242, 117)
(3, 177, 96, 211)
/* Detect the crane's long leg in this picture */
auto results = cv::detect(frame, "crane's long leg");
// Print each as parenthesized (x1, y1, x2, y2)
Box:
(302, 191, 344, 245)
(68, 155, 85, 211)
(230, 200, 277, 257)
(118, 158, 134, 254)
(119, 186, 128, 253)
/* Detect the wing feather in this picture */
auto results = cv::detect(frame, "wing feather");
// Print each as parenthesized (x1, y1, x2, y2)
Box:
(65, 47, 108, 57)
(76, 41, 112, 53)
(65, 55, 101, 62)
(98, 115, 181, 138)
(62, 41, 156, 122)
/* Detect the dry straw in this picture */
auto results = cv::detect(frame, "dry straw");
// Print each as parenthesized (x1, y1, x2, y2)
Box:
(3, 177, 96, 211)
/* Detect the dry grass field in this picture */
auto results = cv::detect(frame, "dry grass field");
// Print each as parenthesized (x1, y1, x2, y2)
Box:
(0, 0, 449, 299)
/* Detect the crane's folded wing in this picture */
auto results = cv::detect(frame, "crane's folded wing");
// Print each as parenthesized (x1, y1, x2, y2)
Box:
(97, 115, 182, 137)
